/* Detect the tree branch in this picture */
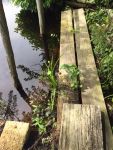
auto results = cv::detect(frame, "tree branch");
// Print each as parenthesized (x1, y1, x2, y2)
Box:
(65, 1, 113, 9)
(66, 1, 96, 9)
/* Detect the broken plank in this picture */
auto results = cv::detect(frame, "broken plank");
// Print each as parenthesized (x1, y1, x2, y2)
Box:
(73, 8, 113, 150)
(59, 104, 104, 150)
(0, 121, 29, 150)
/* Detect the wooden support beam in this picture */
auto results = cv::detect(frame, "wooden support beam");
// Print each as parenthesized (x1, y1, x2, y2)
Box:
(73, 8, 113, 149)
(59, 104, 104, 150)
(0, 121, 29, 150)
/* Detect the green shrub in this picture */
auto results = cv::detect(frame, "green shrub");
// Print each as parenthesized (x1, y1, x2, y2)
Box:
(86, 9, 113, 92)
(11, 0, 62, 11)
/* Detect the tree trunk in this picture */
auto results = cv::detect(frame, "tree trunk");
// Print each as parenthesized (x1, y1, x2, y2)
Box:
(0, 1, 29, 105)
(35, 0, 50, 60)
(36, 0, 45, 36)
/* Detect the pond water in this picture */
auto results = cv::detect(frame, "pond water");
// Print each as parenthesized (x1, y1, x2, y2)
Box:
(0, 0, 60, 120)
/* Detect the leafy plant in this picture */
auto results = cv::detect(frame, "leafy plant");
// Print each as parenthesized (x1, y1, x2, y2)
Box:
(60, 64, 79, 90)
(86, 8, 113, 129)
(31, 59, 58, 137)
(11, 0, 62, 11)
(94, 0, 110, 6)
(32, 105, 47, 134)
(86, 9, 113, 91)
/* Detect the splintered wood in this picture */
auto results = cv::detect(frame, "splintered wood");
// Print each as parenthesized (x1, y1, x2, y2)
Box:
(59, 104, 104, 150)
(0, 121, 29, 150)
(73, 9, 113, 150)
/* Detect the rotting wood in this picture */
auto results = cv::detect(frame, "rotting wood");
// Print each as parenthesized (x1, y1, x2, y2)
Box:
(0, 121, 29, 150)
(57, 10, 79, 131)
(59, 104, 104, 150)
(73, 8, 113, 150)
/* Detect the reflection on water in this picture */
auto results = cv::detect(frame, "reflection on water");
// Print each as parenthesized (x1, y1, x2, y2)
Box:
(15, 10, 42, 51)
(0, 91, 18, 120)
(0, 0, 29, 102)
(0, 0, 60, 120)
(15, 9, 60, 60)
(17, 65, 39, 81)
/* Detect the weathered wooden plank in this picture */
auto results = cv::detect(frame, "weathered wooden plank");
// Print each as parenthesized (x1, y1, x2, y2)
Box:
(73, 8, 113, 149)
(60, 10, 75, 66)
(0, 121, 29, 150)
(59, 104, 104, 150)
(57, 10, 79, 130)
(59, 9, 78, 104)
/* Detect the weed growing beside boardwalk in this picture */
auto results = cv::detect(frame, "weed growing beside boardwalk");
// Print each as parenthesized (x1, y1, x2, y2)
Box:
(86, 9, 113, 129)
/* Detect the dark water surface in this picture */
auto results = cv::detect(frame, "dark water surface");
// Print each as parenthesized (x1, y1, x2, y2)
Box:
(0, 0, 60, 120)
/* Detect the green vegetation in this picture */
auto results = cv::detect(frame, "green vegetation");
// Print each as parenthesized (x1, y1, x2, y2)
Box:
(30, 63, 79, 147)
(30, 59, 58, 147)
(86, 8, 113, 127)
(94, 0, 111, 6)
(61, 64, 79, 90)
(11, 0, 62, 11)
(11, 0, 113, 12)
(85, 0, 113, 6)
(86, 9, 113, 91)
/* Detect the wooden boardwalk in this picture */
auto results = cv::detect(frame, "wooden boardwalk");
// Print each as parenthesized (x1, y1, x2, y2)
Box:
(58, 8, 113, 150)
(0, 8, 112, 150)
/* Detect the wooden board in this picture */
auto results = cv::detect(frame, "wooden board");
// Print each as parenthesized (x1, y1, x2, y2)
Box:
(73, 8, 113, 149)
(0, 121, 29, 150)
(60, 10, 75, 67)
(59, 104, 104, 150)
(57, 10, 79, 130)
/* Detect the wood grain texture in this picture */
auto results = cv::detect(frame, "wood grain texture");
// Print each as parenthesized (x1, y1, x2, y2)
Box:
(0, 121, 29, 150)
(57, 10, 78, 130)
(58, 9, 79, 104)
(59, 104, 104, 150)
(60, 10, 75, 66)
(57, 10, 79, 130)
(73, 8, 113, 149)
